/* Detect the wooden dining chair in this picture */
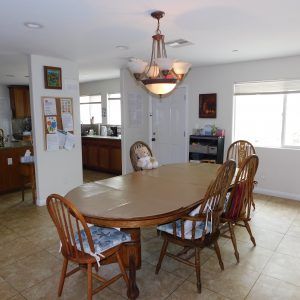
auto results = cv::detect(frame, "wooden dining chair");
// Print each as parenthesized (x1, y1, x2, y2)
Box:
(130, 141, 153, 171)
(155, 159, 236, 293)
(47, 194, 131, 300)
(226, 140, 257, 209)
(220, 154, 259, 263)
(226, 140, 256, 168)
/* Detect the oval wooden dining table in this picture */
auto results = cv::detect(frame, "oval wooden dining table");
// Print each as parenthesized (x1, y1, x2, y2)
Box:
(65, 162, 221, 299)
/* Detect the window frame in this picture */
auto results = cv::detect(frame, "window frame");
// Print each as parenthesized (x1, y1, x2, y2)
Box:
(107, 93, 121, 125)
(234, 91, 300, 149)
(80, 95, 102, 124)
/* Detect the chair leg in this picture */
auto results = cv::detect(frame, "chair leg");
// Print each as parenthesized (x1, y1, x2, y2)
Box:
(87, 263, 92, 300)
(244, 220, 256, 246)
(214, 241, 224, 270)
(116, 251, 129, 286)
(228, 222, 239, 263)
(155, 238, 169, 274)
(251, 194, 256, 210)
(21, 177, 25, 202)
(195, 247, 201, 293)
(58, 257, 68, 296)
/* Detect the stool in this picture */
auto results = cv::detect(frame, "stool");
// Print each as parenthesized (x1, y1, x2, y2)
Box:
(20, 162, 36, 205)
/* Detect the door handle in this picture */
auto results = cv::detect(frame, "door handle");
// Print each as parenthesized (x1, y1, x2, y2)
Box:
(152, 138, 156, 141)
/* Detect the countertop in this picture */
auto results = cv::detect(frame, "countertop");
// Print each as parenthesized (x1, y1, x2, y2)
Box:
(81, 135, 121, 140)
(0, 141, 32, 150)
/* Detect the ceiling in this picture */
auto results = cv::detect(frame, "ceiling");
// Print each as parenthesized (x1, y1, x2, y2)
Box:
(1, 0, 300, 85)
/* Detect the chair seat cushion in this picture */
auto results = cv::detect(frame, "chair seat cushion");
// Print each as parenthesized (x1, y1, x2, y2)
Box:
(75, 226, 131, 255)
(157, 220, 212, 240)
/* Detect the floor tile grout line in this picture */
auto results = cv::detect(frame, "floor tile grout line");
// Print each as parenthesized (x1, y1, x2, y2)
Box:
(244, 272, 264, 300)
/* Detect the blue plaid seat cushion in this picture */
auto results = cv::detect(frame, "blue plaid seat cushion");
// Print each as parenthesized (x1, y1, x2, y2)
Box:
(75, 226, 131, 255)
(157, 220, 212, 240)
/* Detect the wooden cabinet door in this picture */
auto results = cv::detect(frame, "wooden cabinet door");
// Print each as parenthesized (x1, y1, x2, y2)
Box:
(0, 150, 9, 193)
(98, 146, 110, 170)
(9, 86, 30, 118)
(87, 144, 98, 169)
(8, 148, 23, 190)
(0, 147, 29, 193)
(82, 142, 88, 167)
(110, 147, 122, 173)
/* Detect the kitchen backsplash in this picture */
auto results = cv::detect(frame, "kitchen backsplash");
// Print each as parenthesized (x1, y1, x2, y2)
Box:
(81, 123, 121, 136)
(12, 117, 31, 135)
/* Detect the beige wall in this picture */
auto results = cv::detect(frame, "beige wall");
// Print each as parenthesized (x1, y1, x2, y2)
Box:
(184, 55, 300, 200)
(29, 55, 82, 205)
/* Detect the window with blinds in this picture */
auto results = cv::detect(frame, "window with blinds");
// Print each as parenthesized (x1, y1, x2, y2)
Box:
(107, 93, 121, 125)
(80, 95, 102, 124)
(233, 80, 300, 148)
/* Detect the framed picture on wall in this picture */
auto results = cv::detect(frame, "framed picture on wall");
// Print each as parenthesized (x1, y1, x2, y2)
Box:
(44, 66, 62, 89)
(199, 93, 217, 118)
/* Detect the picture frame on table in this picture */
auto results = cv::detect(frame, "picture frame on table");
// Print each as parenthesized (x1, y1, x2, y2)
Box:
(44, 66, 62, 89)
(199, 93, 217, 118)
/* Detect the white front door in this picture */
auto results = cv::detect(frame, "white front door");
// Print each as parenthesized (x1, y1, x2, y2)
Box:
(151, 86, 188, 165)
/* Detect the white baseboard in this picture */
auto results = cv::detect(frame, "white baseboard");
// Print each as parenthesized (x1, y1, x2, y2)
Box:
(36, 197, 46, 206)
(255, 187, 300, 201)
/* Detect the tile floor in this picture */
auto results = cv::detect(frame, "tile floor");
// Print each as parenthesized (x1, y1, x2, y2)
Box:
(1, 176, 300, 299)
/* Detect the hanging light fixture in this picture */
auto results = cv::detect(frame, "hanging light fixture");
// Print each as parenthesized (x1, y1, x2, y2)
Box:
(128, 11, 191, 97)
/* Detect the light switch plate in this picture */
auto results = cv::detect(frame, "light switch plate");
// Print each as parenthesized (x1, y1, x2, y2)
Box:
(7, 158, 13, 165)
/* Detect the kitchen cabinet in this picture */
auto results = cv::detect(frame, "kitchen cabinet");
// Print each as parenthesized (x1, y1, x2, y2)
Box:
(0, 145, 33, 194)
(189, 135, 224, 164)
(8, 85, 31, 118)
(82, 137, 122, 174)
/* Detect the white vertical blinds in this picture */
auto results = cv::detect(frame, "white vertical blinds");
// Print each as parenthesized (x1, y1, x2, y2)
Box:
(234, 80, 300, 95)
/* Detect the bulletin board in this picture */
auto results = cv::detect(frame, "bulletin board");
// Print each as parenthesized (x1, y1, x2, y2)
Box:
(42, 97, 75, 151)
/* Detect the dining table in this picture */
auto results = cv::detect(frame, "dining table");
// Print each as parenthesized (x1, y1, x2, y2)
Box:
(65, 162, 221, 299)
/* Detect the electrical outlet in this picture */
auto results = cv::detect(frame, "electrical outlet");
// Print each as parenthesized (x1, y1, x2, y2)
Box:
(7, 158, 13, 165)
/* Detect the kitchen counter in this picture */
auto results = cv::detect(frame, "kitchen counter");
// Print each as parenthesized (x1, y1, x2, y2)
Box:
(0, 141, 32, 150)
(82, 135, 121, 140)
(82, 136, 122, 174)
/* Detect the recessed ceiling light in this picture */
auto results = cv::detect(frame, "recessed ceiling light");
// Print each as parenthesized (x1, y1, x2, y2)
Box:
(232, 49, 239, 52)
(24, 22, 43, 29)
(5, 74, 15, 77)
(116, 45, 128, 50)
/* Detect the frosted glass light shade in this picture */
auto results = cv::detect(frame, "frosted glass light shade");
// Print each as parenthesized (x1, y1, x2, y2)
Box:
(173, 61, 191, 75)
(128, 59, 147, 74)
(156, 58, 174, 71)
(142, 78, 177, 96)
(145, 83, 176, 95)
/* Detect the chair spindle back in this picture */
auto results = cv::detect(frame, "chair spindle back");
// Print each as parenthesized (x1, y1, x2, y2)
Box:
(226, 140, 256, 168)
(47, 194, 95, 259)
(224, 154, 259, 220)
(197, 159, 236, 233)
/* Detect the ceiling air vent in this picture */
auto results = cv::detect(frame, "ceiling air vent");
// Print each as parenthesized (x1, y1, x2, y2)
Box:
(165, 39, 193, 48)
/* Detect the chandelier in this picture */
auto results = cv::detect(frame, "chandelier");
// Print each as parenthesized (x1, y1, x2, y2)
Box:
(128, 11, 191, 97)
